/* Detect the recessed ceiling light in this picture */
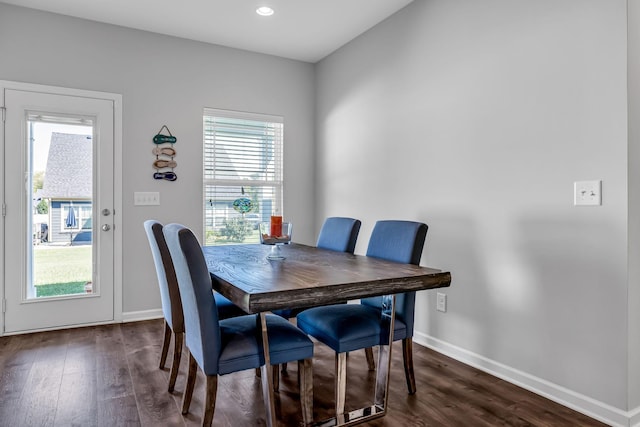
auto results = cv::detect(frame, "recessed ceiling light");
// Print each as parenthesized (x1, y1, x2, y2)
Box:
(256, 6, 274, 16)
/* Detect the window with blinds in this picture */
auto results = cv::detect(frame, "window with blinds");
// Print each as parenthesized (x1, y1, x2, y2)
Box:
(203, 108, 284, 245)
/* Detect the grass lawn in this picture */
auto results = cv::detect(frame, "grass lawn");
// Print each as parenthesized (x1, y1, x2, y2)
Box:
(206, 229, 261, 245)
(34, 245, 92, 297)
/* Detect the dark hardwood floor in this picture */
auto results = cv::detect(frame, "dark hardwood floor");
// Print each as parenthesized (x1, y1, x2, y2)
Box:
(0, 319, 607, 426)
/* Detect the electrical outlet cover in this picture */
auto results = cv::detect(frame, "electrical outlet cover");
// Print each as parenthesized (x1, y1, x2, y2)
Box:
(574, 180, 601, 206)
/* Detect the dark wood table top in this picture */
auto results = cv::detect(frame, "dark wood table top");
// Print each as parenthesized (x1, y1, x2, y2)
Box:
(203, 243, 451, 314)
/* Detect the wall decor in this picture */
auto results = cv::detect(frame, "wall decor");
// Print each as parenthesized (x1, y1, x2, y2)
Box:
(152, 125, 177, 181)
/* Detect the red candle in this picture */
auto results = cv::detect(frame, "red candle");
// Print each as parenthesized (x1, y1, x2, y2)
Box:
(270, 215, 282, 237)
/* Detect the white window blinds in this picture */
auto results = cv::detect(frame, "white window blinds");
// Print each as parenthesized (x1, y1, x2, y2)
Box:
(203, 108, 284, 245)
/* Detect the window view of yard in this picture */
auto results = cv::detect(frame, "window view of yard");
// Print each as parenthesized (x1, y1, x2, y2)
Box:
(205, 217, 262, 245)
(33, 246, 92, 297)
(29, 122, 95, 299)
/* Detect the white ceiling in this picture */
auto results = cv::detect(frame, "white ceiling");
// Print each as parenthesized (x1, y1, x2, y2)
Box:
(1, 0, 414, 63)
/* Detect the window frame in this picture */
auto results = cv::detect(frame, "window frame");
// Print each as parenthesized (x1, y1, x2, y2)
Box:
(202, 108, 284, 245)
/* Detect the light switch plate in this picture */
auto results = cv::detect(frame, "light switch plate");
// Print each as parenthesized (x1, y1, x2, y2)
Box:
(574, 181, 601, 206)
(134, 192, 160, 206)
(436, 292, 447, 312)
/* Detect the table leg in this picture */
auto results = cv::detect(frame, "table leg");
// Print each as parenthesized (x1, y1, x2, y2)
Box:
(258, 312, 276, 427)
(374, 294, 396, 410)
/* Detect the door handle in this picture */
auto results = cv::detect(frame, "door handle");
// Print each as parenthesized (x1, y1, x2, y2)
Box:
(101, 224, 111, 232)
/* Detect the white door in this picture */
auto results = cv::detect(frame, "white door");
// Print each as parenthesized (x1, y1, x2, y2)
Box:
(2, 84, 116, 333)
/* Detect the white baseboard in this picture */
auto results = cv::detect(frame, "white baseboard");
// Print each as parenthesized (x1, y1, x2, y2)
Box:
(414, 332, 633, 427)
(630, 406, 640, 427)
(121, 308, 163, 323)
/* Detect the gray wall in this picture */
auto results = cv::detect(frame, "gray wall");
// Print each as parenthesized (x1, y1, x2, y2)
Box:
(2, 0, 639, 422)
(316, 0, 633, 417)
(0, 3, 317, 314)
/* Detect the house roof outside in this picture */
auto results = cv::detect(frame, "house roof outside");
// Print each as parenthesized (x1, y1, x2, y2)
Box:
(40, 132, 92, 199)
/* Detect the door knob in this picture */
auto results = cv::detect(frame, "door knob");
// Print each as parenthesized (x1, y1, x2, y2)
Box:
(101, 224, 111, 231)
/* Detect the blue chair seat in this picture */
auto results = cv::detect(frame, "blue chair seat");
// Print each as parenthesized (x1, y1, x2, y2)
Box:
(297, 304, 407, 354)
(270, 307, 296, 319)
(218, 314, 314, 375)
(214, 293, 246, 320)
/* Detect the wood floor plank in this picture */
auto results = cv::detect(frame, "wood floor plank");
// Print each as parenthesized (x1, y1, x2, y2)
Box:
(96, 351, 136, 402)
(62, 326, 99, 376)
(0, 320, 610, 427)
(97, 395, 143, 427)
(121, 321, 184, 426)
(0, 364, 32, 426)
(0, 332, 39, 369)
(15, 349, 66, 425)
(93, 324, 141, 426)
(54, 370, 98, 427)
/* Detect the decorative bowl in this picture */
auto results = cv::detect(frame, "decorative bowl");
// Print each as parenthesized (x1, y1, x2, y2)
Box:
(259, 222, 292, 260)
(259, 222, 292, 245)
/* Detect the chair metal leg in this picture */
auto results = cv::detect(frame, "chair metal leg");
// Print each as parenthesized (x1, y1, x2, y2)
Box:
(335, 352, 347, 416)
(181, 351, 198, 415)
(159, 320, 171, 369)
(402, 338, 417, 395)
(364, 347, 376, 371)
(203, 374, 218, 426)
(299, 358, 313, 425)
(168, 331, 183, 392)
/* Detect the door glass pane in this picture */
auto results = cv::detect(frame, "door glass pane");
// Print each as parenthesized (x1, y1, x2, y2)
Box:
(29, 117, 94, 299)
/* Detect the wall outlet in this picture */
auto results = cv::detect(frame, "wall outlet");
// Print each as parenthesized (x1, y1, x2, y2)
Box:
(134, 191, 160, 206)
(436, 292, 447, 312)
(574, 180, 601, 206)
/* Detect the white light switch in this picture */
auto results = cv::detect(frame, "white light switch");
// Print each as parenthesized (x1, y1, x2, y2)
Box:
(574, 181, 601, 206)
(134, 192, 160, 206)
(436, 292, 447, 312)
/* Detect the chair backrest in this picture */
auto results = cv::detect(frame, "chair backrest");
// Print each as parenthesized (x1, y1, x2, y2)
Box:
(316, 217, 362, 254)
(361, 220, 428, 337)
(143, 220, 184, 333)
(163, 223, 222, 375)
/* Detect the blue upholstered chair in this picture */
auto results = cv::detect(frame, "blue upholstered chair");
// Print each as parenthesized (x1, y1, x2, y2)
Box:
(296, 220, 428, 415)
(316, 216, 362, 253)
(143, 220, 246, 392)
(163, 223, 314, 426)
(273, 217, 361, 320)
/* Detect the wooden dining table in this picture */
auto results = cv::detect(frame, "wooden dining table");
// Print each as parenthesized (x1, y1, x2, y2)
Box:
(202, 243, 451, 426)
